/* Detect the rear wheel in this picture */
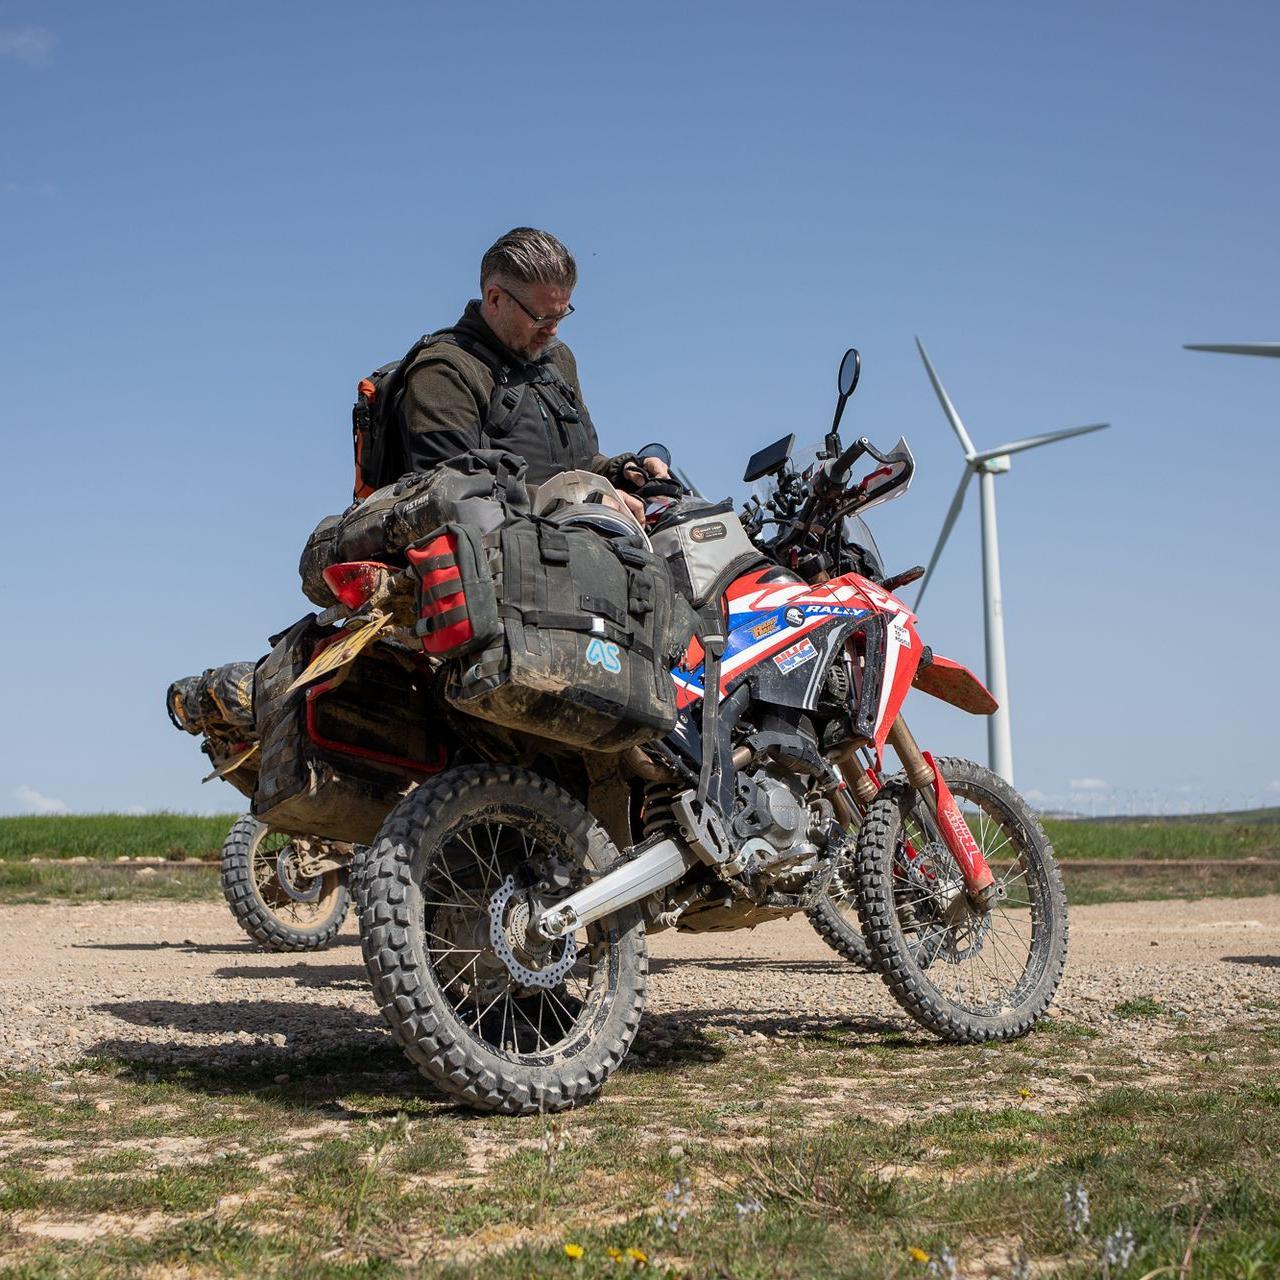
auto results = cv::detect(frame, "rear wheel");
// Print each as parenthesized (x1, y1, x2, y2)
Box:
(805, 830, 875, 971)
(356, 765, 647, 1114)
(854, 758, 1067, 1042)
(220, 816, 350, 952)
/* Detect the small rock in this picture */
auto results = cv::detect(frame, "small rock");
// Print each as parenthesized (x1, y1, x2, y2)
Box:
(94, 1100, 112, 1113)
(274, 1073, 290, 1084)
(136, 867, 158, 878)
(1150, 940, 1159, 947)
(48, 1079, 71, 1092)
(667, 1144, 685, 1159)
(1070, 1071, 1097, 1086)
(1204, 1052, 1223, 1064)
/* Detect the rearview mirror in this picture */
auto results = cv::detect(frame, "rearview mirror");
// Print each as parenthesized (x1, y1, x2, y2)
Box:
(636, 441, 672, 467)
(838, 348, 861, 397)
(743, 433, 795, 483)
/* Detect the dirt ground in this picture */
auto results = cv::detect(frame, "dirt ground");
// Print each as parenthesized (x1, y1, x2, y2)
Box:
(2, 895, 1278, 1073)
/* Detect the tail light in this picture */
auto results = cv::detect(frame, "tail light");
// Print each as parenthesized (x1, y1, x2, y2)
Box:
(322, 561, 390, 609)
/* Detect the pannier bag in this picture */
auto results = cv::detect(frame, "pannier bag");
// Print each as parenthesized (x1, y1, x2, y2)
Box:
(441, 516, 692, 752)
(648, 499, 765, 609)
(298, 450, 530, 607)
(166, 662, 259, 799)
(406, 524, 502, 659)
(252, 616, 448, 843)
(166, 662, 256, 736)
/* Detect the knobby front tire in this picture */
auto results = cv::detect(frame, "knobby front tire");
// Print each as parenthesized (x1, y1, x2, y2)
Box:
(220, 815, 350, 952)
(853, 758, 1068, 1042)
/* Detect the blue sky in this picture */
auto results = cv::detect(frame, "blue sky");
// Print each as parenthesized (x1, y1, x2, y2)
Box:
(1, 1, 1276, 817)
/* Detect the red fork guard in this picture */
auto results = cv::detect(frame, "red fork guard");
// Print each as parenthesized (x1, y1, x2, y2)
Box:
(923, 752, 995, 901)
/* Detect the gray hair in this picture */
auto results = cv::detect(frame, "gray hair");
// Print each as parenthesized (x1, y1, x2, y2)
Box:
(480, 227, 578, 291)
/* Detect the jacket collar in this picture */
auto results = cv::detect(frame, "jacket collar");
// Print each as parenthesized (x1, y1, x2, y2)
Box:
(457, 299, 557, 367)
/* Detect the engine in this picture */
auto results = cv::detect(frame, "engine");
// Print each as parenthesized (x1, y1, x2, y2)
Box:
(731, 766, 831, 887)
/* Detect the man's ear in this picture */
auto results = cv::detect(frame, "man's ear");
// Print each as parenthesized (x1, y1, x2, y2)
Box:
(481, 280, 502, 310)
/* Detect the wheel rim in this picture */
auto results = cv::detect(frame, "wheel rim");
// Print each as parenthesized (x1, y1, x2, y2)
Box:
(250, 829, 344, 931)
(890, 782, 1047, 1016)
(419, 815, 613, 1062)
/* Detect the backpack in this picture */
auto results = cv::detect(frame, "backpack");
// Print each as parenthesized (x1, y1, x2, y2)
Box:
(351, 329, 507, 500)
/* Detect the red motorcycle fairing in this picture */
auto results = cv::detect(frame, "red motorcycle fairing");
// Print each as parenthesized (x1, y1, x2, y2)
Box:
(671, 565, 926, 767)
(912, 654, 998, 716)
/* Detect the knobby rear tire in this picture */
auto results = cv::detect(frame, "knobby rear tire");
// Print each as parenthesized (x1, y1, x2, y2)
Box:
(220, 815, 350, 952)
(854, 757, 1068, 1042)
(355, 764, 648, 1115)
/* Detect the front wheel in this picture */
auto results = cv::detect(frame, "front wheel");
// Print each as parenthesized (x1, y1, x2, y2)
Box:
(355, 765, 648, 1114)
(220, 816, 351, 952)
(853, 758, 1067, 1042)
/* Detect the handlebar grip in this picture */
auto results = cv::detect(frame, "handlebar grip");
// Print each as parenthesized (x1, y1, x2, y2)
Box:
(831, 438, 869, 482)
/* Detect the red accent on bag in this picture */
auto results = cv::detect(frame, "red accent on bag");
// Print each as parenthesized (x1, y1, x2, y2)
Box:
(408, 535, 475, 655)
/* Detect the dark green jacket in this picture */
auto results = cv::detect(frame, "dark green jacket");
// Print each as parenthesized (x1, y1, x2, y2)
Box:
(400, 301, 603, 485)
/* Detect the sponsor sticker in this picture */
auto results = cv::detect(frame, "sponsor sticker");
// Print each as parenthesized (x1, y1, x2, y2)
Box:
(773, 637, 818, 674)
(891, 623, 911, 647)
(750, 617, 779, 640)
(690, 521, 727, 543)
(784, 606, 805, 628)
(586, 638, 622, 674)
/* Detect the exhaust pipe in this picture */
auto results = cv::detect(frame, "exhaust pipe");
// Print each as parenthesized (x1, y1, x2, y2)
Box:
(536, 838, 697, 940)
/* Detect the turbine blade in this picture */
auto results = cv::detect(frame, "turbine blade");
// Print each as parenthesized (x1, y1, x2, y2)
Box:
(1185, 343, 1280, 358)
(914, 469, 973, 612)
(916, 337, 977, 459)
(972, 422, 1110, 464)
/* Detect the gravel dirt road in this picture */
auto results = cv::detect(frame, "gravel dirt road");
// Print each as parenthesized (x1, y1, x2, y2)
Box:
(2, 895, 1278, 1073)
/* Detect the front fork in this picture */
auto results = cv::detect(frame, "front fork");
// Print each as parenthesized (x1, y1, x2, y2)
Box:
(834, 719, 997, 911)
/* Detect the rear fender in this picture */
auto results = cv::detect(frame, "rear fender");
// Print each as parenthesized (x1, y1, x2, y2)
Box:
(912, 653, 998, 716)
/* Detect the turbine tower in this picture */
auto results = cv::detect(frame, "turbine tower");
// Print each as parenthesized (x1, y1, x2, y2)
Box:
(1185, 343, 1280, 357)
(913, 338, 1110, 784)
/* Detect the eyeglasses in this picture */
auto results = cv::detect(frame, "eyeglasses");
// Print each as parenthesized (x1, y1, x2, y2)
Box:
(497, 284, 575, 327)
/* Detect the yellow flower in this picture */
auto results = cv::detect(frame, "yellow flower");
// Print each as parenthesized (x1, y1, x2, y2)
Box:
(908, 1246, 930, 1263)
(607, 1247, 624, 1263)
(564, 1242, 585, 1260)
(1018, 1087, 1032, 1099)
(626, 1247, 649, 1264)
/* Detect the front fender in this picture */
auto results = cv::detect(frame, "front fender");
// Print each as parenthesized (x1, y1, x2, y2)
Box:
(912, 653, 998, 716)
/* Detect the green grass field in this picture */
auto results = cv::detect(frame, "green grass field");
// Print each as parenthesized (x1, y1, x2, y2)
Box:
(0, 813, 238, 863)
(4, 808, 1279, 865)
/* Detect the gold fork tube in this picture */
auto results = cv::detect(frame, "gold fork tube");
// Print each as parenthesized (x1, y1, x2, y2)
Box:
(887, 718, 935, 791)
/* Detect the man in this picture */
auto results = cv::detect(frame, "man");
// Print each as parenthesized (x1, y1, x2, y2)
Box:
(399, 227, 661, 510)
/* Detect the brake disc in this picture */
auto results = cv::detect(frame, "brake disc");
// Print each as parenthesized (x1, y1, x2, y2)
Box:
(488, 876, 577, 990)
(276, 846, 323, 903)
(902, 842, 989, 965)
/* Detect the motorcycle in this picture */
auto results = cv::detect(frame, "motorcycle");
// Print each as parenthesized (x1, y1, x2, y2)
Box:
(343, 348, 1067, 1114)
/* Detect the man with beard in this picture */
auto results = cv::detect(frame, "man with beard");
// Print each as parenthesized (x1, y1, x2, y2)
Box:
(396, 227, 664, 510)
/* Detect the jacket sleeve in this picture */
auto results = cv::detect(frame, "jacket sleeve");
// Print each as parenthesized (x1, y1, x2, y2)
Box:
(399, 356, 487, 473)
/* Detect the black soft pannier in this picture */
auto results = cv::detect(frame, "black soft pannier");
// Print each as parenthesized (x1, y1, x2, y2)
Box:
(441, 517, 692, 752)
(298, 451, 530, 607)
(252, 616, 449, 843)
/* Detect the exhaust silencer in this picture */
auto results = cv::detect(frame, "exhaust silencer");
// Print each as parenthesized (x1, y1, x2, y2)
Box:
(536, 838, 697, 940)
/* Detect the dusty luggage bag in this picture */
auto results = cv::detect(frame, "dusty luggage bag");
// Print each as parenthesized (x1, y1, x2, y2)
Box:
(251, 617, 448, 843)
(166, 663, 259, 798)
(437, 517, 688, 752)
(298, 451, 529, 607)
(648, 499, 765, 609)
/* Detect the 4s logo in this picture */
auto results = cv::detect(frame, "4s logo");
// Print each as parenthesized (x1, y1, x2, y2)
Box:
(586, 638, 622, 673)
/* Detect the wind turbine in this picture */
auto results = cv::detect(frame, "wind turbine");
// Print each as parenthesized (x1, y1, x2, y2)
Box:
(1185, 343, 1280, 357)
(912, 338, 1110, 784)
